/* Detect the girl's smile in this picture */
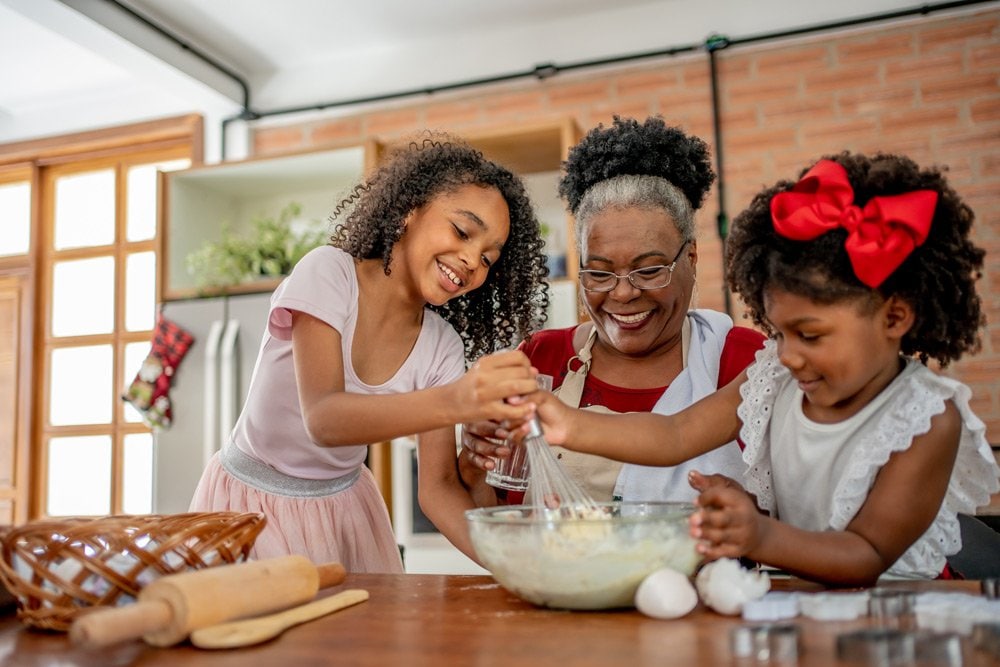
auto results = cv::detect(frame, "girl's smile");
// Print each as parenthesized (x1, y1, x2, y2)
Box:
(398, 184, 510, 306)
(436, 259, 466, 291)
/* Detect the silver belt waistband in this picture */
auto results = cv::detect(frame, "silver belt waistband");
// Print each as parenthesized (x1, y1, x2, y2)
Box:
(220, 444, 361, 498)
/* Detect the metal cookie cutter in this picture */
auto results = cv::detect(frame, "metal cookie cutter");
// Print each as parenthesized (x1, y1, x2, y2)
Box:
(972, 622, 1000, 659)
(913, 631, 963, 666)
(836, 628, 915, 664)
(730, 623, 801, 662)
(868, 588, 916, 629)
(982, 578, 999, 600)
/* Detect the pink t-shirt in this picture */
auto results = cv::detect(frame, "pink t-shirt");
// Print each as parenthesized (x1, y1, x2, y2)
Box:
(232, 245, 466, 479)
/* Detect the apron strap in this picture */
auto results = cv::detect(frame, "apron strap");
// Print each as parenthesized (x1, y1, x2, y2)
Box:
(558, 326, 598, 408)
(558, 316, 691, 408)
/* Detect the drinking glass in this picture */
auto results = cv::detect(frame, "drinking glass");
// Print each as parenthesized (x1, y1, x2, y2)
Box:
(484, 374, 553, 491)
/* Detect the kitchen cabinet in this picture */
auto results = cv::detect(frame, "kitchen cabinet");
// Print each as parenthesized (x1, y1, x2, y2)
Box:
(157, 141, 374, 301)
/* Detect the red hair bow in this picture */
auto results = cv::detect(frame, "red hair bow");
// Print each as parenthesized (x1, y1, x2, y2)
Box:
(770, 159, 938, 288)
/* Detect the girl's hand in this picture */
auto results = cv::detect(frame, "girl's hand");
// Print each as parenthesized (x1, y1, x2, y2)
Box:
(528, 389, 573, 446)
(452, 350, 538, 424)
(688, 471, 764, 560)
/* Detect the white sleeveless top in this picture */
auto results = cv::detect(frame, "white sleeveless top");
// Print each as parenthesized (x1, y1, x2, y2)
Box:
(738, 341, 1000, 579)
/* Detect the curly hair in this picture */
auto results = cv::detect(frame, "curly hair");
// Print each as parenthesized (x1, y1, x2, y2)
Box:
(726, 151, 985, 367)
(329, 133, 549, 361)
(558, 116, 715, 251)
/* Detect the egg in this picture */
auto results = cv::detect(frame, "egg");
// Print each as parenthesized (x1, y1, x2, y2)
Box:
(634, 567, 698, 619)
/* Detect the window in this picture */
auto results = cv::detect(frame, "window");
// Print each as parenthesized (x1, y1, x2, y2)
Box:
(0, 179, 31, 257)
(38, 151, 190, 517)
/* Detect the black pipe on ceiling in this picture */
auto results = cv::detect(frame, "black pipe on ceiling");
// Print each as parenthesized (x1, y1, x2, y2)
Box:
(105, 0, 255, 115)
(212, 0, 990, 158)
(104, 0, 993, 161)
(218, 42, 701, 160)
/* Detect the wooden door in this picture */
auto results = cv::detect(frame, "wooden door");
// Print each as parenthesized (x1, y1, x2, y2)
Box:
(0, 274, 29, 524)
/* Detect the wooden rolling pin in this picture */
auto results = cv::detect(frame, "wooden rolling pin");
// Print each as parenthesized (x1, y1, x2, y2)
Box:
(70, 555, 346, 648)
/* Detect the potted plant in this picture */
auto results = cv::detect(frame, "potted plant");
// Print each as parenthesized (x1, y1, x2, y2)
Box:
(185, 202, 328, 292)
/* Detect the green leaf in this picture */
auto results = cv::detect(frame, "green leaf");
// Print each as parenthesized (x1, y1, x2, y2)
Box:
(185, 202, 327, 291)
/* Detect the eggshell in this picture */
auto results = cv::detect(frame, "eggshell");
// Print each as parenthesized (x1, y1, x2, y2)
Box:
(635, 567, 698, 619)
(695, 558, 770, 615)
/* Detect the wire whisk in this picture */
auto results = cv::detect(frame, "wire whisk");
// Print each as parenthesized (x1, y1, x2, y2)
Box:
(522, 416, 600, 519)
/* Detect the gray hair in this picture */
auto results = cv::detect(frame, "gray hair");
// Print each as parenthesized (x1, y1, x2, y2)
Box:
(573, 174, 695, 253)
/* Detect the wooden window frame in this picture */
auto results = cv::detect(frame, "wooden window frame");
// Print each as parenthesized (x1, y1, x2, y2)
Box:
(0, 114, 202, 521)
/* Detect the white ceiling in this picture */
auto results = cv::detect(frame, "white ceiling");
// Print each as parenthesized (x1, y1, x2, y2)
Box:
(0, 0, 974, 152)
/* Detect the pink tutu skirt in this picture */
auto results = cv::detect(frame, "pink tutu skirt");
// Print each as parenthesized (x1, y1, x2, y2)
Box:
(190, 449, 403, 573)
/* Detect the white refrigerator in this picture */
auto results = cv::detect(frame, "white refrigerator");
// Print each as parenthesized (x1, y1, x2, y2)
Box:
(152, 292, 272, 513)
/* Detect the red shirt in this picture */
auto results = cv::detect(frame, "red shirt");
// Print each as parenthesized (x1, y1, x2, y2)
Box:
(519, 324, 765, 414)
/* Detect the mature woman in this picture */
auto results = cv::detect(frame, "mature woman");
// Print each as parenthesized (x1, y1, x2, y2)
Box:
(462, 116, 765, 503)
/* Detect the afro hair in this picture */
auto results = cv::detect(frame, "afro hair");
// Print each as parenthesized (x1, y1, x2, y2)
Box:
(558, 115, 715, 214)
(726, 151, 985, 367)
(329, 133, 550, 361)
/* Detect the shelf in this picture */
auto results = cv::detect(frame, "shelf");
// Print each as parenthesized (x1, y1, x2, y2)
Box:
(159, 120, 582, 310)
(158, 144, 367, 301)
(463, 124, 566, 175)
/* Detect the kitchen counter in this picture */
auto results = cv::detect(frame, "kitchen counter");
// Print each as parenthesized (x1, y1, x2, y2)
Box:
(0, 574, 994, 666)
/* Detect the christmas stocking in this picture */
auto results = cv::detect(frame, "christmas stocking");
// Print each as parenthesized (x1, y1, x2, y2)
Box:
(122, 313, 195, 431)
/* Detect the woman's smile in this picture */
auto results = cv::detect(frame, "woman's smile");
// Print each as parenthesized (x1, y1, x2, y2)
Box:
(607, 309, 653, 328)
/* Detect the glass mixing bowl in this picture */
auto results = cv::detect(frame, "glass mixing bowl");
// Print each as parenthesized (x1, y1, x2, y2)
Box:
(466, 502, 700, 610)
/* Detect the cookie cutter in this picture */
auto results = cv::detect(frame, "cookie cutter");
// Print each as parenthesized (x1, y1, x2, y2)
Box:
(836, 628, 963, 666)
(972, 622, 1000, 659)
(742, 592, 800, 622)
(799, 591, 870, 620)
(730, 623, 801, 662)
(835, 628, 914, 664)
(913, 631, 962, 666)
(868, 588, 916, 629)
(981, 578, 999, 600)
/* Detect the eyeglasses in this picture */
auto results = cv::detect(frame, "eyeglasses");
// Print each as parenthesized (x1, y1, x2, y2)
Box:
(578, 241, 689, 293)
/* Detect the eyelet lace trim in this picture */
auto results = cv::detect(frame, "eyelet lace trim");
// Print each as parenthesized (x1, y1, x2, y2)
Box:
(737, 341, 1000, 578)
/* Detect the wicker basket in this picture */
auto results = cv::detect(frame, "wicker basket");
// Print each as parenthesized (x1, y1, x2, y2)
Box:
(0, 512, 265, 631)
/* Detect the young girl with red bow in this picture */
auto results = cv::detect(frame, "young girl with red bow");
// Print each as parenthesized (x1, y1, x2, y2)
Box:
(531, 152, 1000, 585)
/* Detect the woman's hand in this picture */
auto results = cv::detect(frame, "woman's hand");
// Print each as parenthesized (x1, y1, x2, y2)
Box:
(688, 471, 766, 560)
(455, 441, 500, 508)
(460, 420, 512, 472)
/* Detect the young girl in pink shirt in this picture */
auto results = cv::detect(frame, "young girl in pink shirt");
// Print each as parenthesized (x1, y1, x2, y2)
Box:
(191, 135, 548, 572)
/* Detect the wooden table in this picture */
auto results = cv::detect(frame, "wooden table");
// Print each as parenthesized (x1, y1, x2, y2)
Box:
(0, 574, 994, 666)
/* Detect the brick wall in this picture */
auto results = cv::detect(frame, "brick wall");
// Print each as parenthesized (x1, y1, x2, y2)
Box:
(253, 8, 1000, 439)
